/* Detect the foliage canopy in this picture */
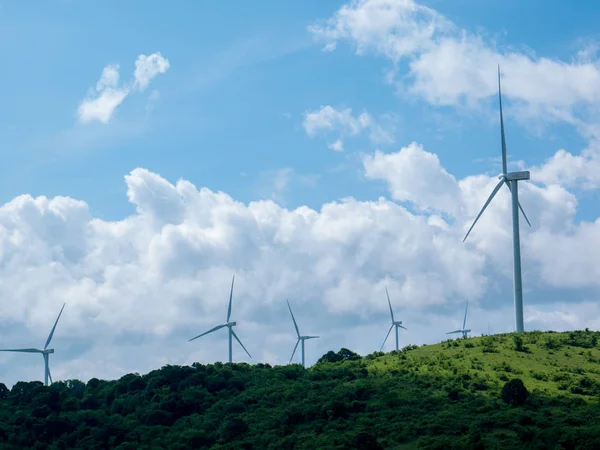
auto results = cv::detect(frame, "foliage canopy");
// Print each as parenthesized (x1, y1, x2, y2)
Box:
(2, 331, 600, 449)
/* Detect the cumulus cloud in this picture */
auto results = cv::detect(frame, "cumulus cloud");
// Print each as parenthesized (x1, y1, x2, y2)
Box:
(309, 0, 600, 127)
(133, 53, 171, 91)
(303, 105, 395, 150)
(77, 52, 170, 124)
(363, 142, 461, 217)
(532, 144, 600, 189)
(0, 145, 597, 386)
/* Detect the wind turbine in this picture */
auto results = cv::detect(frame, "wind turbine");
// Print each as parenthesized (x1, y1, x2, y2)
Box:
(189, 275, 251, 363)
(447, 301, 471, 339)
(286, 300, 319, 368)
(0, 303, 66, 386)
(463, 65, 532, 333)
(381, 286, 407, 351)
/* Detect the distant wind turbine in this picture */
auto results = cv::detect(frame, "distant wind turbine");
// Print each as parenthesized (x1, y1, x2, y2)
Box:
(0, 303, 66, 386)
(286, 299, 319, 368)
(447, 301, 471, 339)
(189, 275, 251, 363)
(381, 286, 407, 351)
(463, 65, 532, 334)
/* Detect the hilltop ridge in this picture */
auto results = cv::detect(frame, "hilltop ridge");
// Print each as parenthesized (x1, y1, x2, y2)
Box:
(1, 330, 600, 449)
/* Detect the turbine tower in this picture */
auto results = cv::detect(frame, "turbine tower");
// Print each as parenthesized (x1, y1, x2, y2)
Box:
(447, 301, 471, 339)
(0, 303, 66, 386)
(463, 65, 532, 333)
(286, 299, 319, 368)
(189, 275, 251, 363)
(381, 286, 407, 351)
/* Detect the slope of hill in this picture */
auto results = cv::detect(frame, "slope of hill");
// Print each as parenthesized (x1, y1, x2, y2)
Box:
(1, 330, 600, 449)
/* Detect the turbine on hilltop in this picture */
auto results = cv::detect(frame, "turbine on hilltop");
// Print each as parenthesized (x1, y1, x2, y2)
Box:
(447, 301, 471, 339)
(463, 65, 532, 334)
(286, 299, 319, 368)
(189, 275, 251, 363)
(381, 286, 407, 351)
(0, 303, 66, 386)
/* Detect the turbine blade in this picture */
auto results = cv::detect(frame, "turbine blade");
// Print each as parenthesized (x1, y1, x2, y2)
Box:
(188, 324, 227, 341)
(463, 178, 504, 242)
(503, 181, 532, 227)
(447, 330, 462, 334)
(289, 339, 300, 364)
(380, 324, 394, 351)
(0, 348, 41, 353)
(305, 336, 320, 339)
(286, 299, 301, 337)
(399, 325, 408, 330)
(227, 275, 235, 322)
(44, 303, 66, 350)
(385, 286, 394, 322)
(231, 329, 251, 359)
(498, 64, 507, 175)
(48, 365, 53, 385)
(462, 301, 469, 330)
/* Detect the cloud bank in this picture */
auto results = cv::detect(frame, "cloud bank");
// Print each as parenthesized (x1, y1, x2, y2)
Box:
(0, 144, 598, 386)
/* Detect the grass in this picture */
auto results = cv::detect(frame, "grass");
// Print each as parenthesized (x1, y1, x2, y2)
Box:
(366, 330, 600, 400)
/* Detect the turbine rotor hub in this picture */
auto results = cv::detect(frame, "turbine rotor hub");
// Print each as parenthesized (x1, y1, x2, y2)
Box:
(227, 321, 237, 327)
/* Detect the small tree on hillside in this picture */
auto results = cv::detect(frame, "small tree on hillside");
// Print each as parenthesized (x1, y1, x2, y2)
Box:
(501, 378, 528, 406)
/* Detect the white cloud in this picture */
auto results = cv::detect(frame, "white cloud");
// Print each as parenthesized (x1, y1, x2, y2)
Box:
(133, 52, 170, 91)
(363, 142, 461, 216)
(77, 65, 130, 124)
(77, 52, 170, 124)
(303, 105, 395, 150)
(328, 139, 344, 152)
(309, 0, 600, 128)
(532, 144, 600, 189)
(0, 144, 598, 386)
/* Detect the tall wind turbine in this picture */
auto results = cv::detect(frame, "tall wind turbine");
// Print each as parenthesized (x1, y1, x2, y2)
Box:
(189, 275, 252, 363)
(381, 286, 407, 351)
(447, 301, 471, 339)
(0, 303, 66, 386)
(286, 299, 319, 368)
(463, 65, 532, 333)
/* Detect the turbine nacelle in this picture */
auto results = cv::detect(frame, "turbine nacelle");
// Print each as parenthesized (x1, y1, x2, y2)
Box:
(299, 335, 319, 340)
(506, 170, 530, 181)
(226, 321, 237, 327)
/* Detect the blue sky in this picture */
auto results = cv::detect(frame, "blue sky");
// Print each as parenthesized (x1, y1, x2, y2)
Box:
(1, 0, 597, 219)
(1, 0, 600, 385)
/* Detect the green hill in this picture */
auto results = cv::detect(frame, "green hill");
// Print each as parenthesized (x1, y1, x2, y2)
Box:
(2, 330, 600, 449)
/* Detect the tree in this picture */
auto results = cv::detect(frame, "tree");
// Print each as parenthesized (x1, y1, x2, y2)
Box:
(501, 378, 528, 406)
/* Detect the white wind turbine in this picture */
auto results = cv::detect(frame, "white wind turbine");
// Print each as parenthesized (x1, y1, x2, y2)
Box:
(189, 275, 252, 363)
(0, 303, 66, 386)
(381, 287, 407, 351)
(286, 299, 319, 368)
(447, 301, 471, 339)
(463, 65, 532, 334)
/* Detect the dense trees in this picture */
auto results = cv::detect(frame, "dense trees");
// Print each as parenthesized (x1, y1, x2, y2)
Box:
(0, 333, 600, 449)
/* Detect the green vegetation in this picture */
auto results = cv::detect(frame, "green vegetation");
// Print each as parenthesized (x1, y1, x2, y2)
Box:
(2, 330, 600, 449)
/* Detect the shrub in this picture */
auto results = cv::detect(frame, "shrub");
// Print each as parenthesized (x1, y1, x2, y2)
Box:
(500, 379, 528, 406)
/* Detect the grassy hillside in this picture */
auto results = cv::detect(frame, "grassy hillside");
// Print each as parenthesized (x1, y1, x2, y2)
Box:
(2, 330, 600, 449)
